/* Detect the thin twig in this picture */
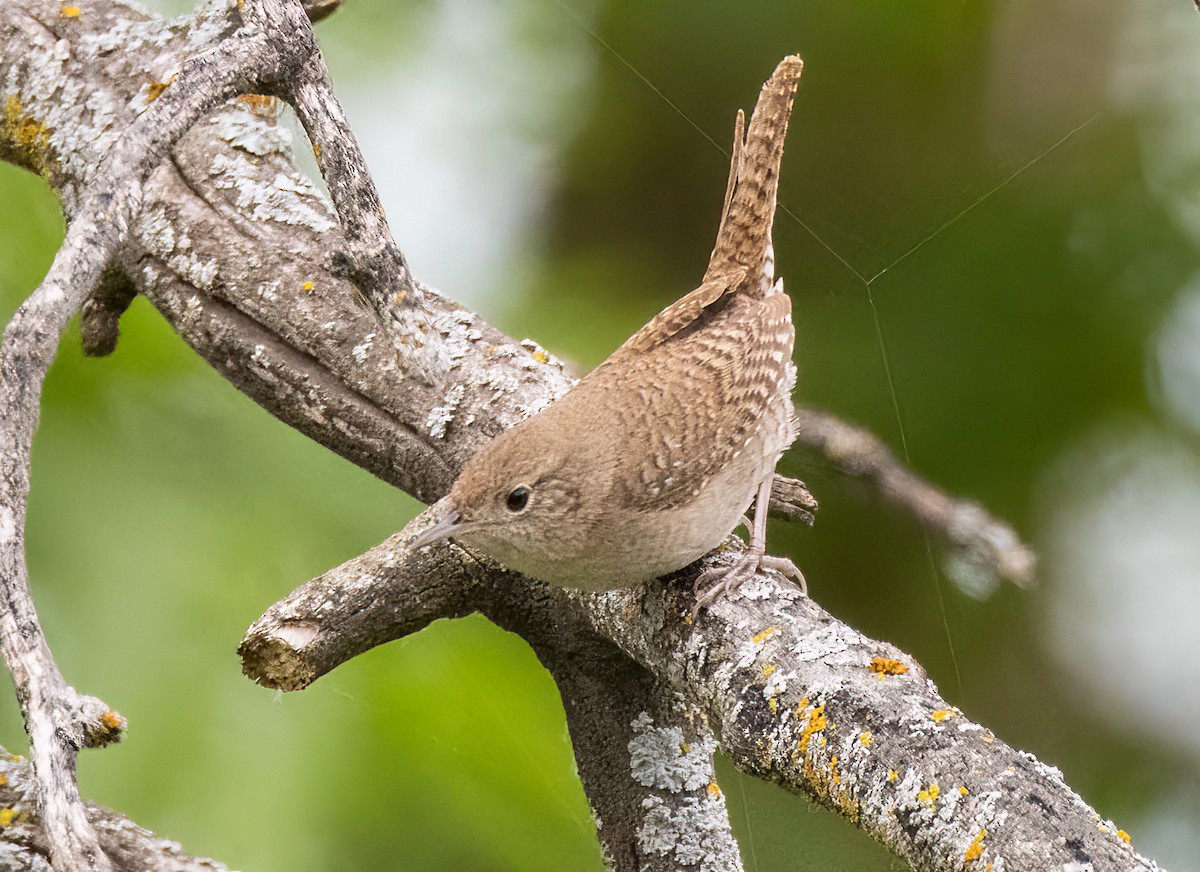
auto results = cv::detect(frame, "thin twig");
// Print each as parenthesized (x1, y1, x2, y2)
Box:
(256, 1, 448, 383)
(793, 407, 1037, 588)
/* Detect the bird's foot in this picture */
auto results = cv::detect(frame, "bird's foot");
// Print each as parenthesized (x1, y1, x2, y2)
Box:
(691, 549, 807, 618)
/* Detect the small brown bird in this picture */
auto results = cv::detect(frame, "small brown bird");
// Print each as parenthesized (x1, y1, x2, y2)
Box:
(415, 56, 806, 608)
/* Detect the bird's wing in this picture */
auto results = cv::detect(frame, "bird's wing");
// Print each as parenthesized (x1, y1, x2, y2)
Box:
(609, 266, 748, 360)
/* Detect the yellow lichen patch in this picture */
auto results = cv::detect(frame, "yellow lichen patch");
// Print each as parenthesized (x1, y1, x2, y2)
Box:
(1117, 829, 1131, 844)
(99, 711, 123, 731)
(796, 704, 827, 755)
(679, 742, 689, 755)
(60, 4, 82, 17)
(829, 755, 841, 784)
(147, 76, 175, 103)
(917, 783, 940, 805)
(768, 697, 778, 714)
(762, 663, 776, 677)
(981, 734, 994, 744)
(302, 281, 316, 292)
(2, 96, 53, 171)
(887, 769, 898, 782)
(752, 626, 780, 644)
(932, 708, 956, 723)
(707, 781, 722, 799)
(859, 732, 872, 748)
(0, 774, 5, 787)
(0, 809, 13, 828)
(313, 142, 322, 160)
(869, 657, 908, 676)
(532, 349, 550, 364)
(958, 785, 969, 795)
(964, 827, 987, 862)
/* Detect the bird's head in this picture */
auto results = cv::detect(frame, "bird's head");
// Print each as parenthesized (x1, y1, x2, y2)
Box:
(411, 410, 613, 584)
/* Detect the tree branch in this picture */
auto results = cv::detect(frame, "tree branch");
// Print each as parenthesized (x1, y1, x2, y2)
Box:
(0, 2, 307, 866)
(792, 408, 1036, 590)
(240, 512, 1153, 871)
(0, 748, 231, 871)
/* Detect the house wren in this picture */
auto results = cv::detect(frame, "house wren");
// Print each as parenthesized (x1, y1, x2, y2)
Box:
(415, 56, 806, 607)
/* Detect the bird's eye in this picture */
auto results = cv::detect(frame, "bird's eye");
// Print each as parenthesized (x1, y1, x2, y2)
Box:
(505, 486, 532, 513)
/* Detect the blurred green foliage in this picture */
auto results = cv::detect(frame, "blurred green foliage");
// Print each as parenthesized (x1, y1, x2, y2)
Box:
(3, 0, 1199, 869)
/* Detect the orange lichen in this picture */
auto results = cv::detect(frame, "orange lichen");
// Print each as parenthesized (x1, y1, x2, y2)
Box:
(61, 5, 82, 17)
(147, 76, 175, 103)
(932, 708, 956, 723)
(917, 783, 940, 805)
(869, 657, 908, 676)
(707, 782, 722, 799)
(752, 626, 780, 644)
(964, 827, 987, 862)
(99, 711, 123, 731)
(796, 704, 827, 755)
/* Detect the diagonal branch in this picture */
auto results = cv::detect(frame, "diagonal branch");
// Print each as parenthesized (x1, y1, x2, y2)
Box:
(239, 513, 1155, 872)
(792, 407, 1036, 590)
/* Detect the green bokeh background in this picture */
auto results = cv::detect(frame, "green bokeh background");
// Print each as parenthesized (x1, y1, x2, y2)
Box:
(3, 1, 1199, 869)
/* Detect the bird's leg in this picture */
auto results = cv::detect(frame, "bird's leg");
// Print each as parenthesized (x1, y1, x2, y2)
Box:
(692, 474, 807, 615)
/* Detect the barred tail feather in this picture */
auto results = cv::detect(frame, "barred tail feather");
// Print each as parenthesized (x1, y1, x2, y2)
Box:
(705, 55, 803, 293)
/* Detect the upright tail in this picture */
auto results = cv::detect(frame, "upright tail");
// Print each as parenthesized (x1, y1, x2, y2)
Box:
(705, 55, 803, 293)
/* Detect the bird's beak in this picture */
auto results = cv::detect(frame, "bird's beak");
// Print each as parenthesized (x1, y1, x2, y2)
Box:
(410, 506, 462, 551)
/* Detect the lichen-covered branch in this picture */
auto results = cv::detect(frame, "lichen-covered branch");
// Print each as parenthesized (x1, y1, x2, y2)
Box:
(241, 518, 1155, 871)
(241, 516, 745, 872)
(0, 1, 309, 866)
(0, 749, 231, 872)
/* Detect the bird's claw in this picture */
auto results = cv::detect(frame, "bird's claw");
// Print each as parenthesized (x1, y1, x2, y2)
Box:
(690, 550, 807, 618)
